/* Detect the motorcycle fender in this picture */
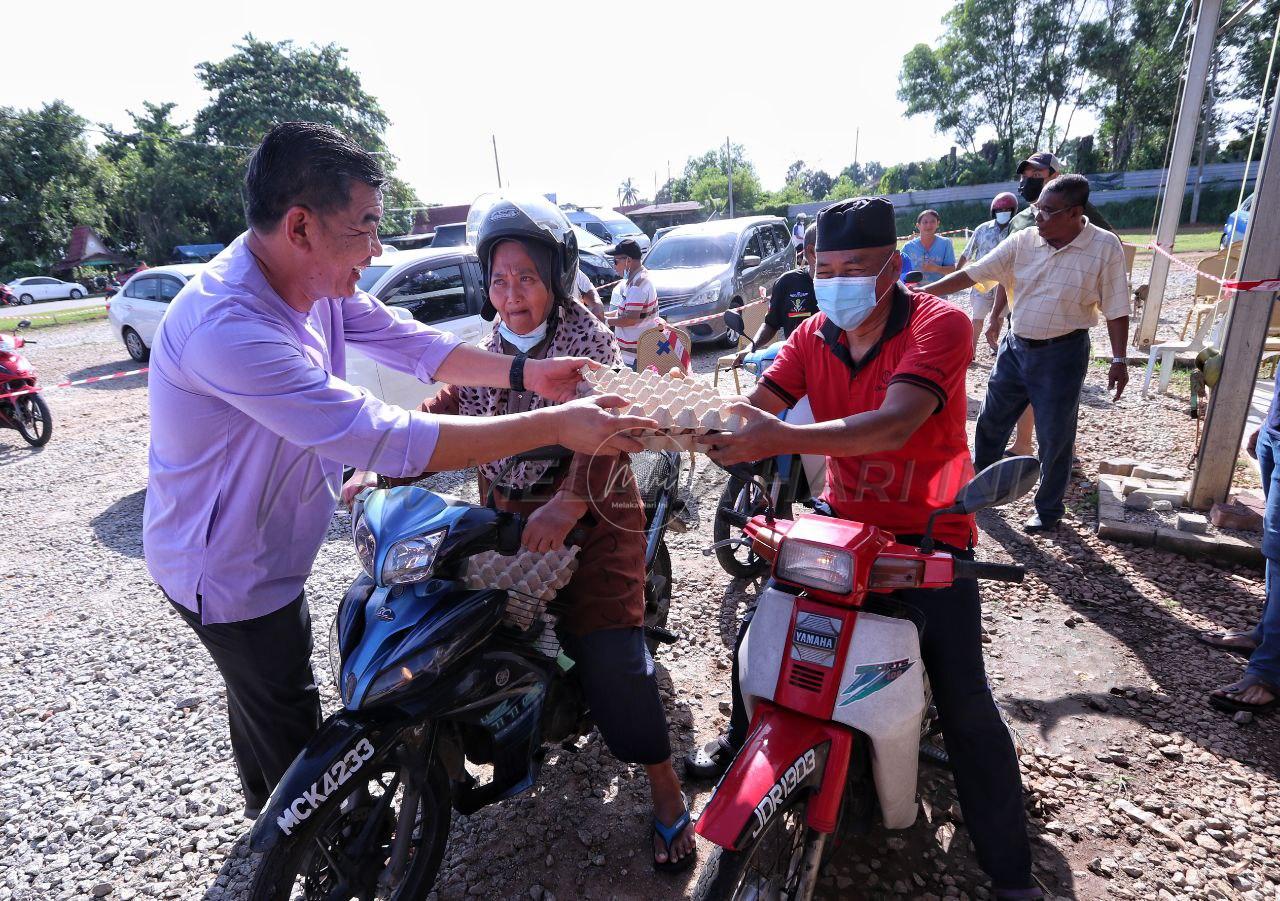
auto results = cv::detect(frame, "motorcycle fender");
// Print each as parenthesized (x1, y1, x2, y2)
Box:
(695, 701, 853, 851)
(248, 711, 401, 853)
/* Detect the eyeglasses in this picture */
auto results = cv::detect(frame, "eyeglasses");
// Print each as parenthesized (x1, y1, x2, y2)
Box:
(1031, 203, 1075, 220)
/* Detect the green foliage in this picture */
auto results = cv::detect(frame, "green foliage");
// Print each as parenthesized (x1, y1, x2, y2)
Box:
(0, 102, 110, 268)
(662, 143, 764, 214)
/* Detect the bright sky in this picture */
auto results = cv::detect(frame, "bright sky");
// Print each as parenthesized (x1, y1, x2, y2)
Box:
(8, 0, 994, 208)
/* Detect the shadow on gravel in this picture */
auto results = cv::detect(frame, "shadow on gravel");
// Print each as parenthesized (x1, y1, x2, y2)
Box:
(0, 440, 43, 467)
(975, 506, 1280, 779)
(62, 359, 150, 391)
(91, 487, 146, 558)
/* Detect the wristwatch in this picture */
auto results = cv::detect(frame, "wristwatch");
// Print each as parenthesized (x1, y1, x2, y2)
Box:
(510, 354, 528, 393)
(1111, 357, 1126, 365)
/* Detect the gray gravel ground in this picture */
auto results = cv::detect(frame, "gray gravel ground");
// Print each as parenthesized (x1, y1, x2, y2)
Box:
(2, 259, 1278, 901)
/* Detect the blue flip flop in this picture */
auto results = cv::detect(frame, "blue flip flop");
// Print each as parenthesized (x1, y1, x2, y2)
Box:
(652, 793, 696, 873)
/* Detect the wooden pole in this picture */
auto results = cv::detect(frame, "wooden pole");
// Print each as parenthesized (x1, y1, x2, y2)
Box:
(1134, 0, 1223, 350)
(1187, 82, 1280, 509)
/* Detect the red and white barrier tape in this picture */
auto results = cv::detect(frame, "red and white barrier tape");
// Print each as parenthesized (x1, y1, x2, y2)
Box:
(0, 366, 149, 402)
(672, 297, 769, 327)
(0, 305, 108, 322)
(895, 227, 973, 242)
(1147, 243, 1280, 293)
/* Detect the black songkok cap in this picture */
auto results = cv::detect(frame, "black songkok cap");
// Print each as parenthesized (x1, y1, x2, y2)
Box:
(816, 197, 897, 252)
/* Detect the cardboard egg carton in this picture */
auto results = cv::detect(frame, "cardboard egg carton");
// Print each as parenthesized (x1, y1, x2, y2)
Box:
(463, 545, 580, 631)
(585, 368, 742, 443)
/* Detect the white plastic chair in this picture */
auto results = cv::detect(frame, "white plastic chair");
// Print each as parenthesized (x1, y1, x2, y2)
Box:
(1141, 298, 1226, 397)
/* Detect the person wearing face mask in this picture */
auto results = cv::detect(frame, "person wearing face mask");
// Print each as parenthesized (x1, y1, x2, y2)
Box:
(606, 238, 659, 367)
(687, 197, 1042, 900)
(733, 222, 820, 367)
(958, 192, 1019, 355)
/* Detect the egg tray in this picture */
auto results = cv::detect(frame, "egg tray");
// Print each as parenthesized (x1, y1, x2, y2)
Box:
(463, 545, 580, 632)
(585, 367, 742, 445)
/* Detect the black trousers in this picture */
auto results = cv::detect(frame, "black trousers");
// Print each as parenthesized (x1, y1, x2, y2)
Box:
(170, 593, 322, 816)
(725, 570, 1033, 891)
(560, 626, 672, 766)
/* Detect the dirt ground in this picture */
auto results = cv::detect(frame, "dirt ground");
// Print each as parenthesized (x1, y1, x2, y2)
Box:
(2, 257, 1278, 901)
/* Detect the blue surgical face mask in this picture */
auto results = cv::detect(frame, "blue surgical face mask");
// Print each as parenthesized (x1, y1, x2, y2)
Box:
(498, 318, 549, 353)
(814, 254, 893, 331)
(995, 210, 1013, 225)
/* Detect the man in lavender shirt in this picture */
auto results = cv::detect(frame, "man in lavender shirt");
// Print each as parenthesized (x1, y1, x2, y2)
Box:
(143, 122, 653, 818)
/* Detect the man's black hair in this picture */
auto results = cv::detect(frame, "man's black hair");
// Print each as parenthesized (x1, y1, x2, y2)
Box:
(1043, 173, 1090, 210)
(243, 121, 387, 229)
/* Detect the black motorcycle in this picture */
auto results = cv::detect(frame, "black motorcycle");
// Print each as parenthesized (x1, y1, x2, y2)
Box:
(245, 446, 683, 899)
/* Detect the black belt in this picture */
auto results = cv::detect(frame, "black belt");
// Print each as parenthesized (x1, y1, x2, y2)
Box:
(1014, 328, 1087, 348)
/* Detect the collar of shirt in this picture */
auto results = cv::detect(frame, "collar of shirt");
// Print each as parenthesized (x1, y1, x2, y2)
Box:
(818, 285, 912, 378)
(1031, 216, 1095, 255)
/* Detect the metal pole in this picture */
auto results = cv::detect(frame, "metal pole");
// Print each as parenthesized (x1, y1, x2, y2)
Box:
(491, 135, 502, 189)
(1188, 82, 1280, 508)
(854, 128, 860, 170)
(726, 137, 734, 218)
(1134, 0, 1224, 350)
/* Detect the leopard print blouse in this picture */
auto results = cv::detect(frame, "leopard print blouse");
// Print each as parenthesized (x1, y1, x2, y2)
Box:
(453, 299, 623, 490)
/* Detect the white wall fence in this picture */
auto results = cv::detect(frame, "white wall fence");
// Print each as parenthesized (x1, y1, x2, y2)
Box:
(787, 161, 1260, 218)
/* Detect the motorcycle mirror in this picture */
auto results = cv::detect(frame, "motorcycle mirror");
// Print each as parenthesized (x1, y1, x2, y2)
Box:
(902, 270, 925, 286)
(950, 455, 1041, 514)
(723, 309, 746, 338)
(17, 319, 31, 330)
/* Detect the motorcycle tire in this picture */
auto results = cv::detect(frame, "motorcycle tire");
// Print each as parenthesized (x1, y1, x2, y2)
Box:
(713, 469, 791, 579)
(15, 394, 52, 447)
(247, 748, 451, 901)
(644, 541, 672, 655)
(694, 789, 821, 901)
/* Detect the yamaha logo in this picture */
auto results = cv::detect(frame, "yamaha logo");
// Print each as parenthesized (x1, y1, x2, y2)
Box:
(495, 668, 510, 688)
(375, 606, 395, 622)
(790, 612, 842, 668)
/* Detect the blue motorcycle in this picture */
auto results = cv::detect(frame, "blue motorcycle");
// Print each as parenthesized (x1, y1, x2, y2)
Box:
(245, 447, 681, 900)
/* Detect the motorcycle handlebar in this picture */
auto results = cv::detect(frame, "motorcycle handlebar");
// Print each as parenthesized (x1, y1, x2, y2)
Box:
(953, 559, 1025, 583)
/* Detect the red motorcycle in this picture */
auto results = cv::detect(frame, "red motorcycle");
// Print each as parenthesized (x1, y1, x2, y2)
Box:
(0, 283, 16, 307)
(693, 455, 1039, 900)
(0, 320, 52, 446)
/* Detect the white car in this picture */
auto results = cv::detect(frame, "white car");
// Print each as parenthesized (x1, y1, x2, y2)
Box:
(108, 264, 204, 361)
(107, 250, 488, 411)
(7, 276, 90, 304)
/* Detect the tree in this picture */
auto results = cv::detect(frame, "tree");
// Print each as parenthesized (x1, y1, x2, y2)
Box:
(898, 0, 1091, 174)
(0, 102, 110, 270)
(618, 177, 640, 205)
(785, 160, 808, 184)
(664, 143, 763, 214)
(803, 169, 834, 200)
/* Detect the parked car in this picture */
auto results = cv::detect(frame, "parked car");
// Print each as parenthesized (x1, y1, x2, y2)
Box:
(1222, 192, 1253, 249)
(107, 265, 203, 361)
(6, 276, 89, 304)
(430, 223, 469, 247)
(565, 207, 651, 253)
(572, 226, 620, 290)
(107, 249, 487, 412)
(640, 216, 794, 346)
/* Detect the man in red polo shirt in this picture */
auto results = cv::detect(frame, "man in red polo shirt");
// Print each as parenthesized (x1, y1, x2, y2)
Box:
(689, 197, 1040, 900)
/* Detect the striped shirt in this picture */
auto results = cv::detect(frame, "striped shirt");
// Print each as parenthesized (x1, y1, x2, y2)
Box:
(962, 219, 1130, 341)
(609, 266, 659, 363)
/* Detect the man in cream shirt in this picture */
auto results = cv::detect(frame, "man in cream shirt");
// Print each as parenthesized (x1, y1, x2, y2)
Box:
(921, 174, 1130, 533)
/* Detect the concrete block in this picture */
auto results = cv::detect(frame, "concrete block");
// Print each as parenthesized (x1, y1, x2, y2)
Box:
(1126, 487, 1186, 510)
(1154, 527, 1218, 559)
(1145, 479, 1189, 494)
(1233, 491, 1266, 518)
(1097, 519, 1157, 546)
(1175, 513, 1209, 534)
(1210, 502, 1263, 532)
(1099, 458, 1139, 477)
(1121, 477, 1147, 497)
(1151, 500, 1174, 513)
(1098, 477, 1127, 506)
(1215, 534, 1265, 568)
(1133, 464, 1187, 481)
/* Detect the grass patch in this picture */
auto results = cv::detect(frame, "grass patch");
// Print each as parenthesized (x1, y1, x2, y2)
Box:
(0, 306, 107, 331)
(1116, 227, 1223, 254)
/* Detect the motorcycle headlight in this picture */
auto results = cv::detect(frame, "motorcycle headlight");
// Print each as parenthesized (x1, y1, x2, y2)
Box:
(353, 513, 376, 580)
(688, 280, 723, 310)
(381, 528, 447, 585)
(776, 539, 854, 594)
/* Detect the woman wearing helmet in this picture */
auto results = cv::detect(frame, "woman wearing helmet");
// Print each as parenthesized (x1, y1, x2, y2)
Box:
(343, 195, 697, 871)
(958, 191, 1020, 355)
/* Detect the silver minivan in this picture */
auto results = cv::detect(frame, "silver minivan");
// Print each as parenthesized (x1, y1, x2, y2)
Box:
(639, 216, 793, 345)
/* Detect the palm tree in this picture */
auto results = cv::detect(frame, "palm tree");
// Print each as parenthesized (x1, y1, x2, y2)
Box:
(618, 178, 640, 205)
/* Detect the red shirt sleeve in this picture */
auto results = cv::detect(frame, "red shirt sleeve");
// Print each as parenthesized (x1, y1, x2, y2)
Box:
(888, 296, 972, 413)
(759, 315, 817, 407)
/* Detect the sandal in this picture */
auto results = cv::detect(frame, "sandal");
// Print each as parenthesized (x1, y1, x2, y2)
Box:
(1209, 674, 1279, 715)
(652, 793, 696, 873)
(684, 734, 736, 780)
(1197, 630, 1258, 657)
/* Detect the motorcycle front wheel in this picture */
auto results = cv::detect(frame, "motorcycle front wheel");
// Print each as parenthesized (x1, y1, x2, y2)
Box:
(248, 748, 451, 901)
(713, 465, 791, 579)
(14, 394, 52, 446)
(694, 790, 822, 901)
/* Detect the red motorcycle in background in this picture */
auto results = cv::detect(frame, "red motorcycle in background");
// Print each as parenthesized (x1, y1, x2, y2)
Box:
(0, 283, 16, 307)
(0, 319, 52, 446)
(692, 455, 1039, 901)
